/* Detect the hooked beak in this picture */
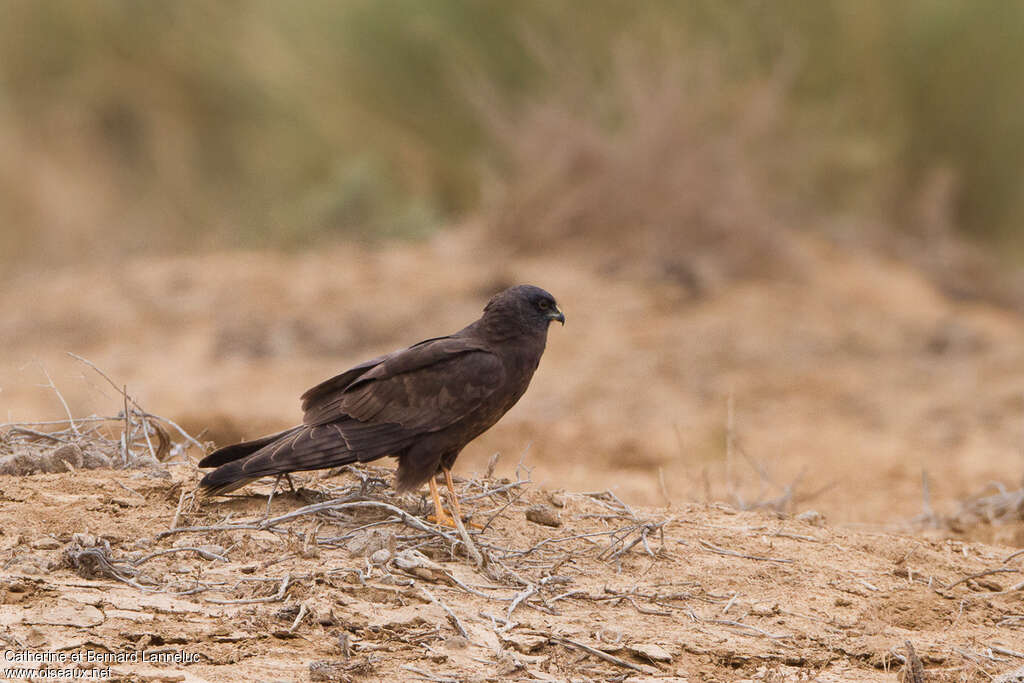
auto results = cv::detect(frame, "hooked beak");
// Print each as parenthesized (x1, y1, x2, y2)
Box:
(546, 306, 565, 325)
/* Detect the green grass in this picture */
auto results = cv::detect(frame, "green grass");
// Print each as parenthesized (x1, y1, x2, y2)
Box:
(2, 0, 1024, 263)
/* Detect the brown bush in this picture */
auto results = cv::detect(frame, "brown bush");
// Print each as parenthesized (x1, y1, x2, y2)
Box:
(479, 42, 806, 295)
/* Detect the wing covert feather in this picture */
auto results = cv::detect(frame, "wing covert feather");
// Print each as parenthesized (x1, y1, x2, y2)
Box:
(301, 336, 504, 432)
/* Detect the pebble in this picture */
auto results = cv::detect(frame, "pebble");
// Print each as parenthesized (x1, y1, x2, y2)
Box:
(525, 505, 562, 527)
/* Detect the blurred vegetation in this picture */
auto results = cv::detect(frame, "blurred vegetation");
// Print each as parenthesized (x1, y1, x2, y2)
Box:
(2, 0, 1023, 265)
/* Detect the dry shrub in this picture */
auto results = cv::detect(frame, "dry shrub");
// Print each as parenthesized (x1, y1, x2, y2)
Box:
(948, 481, 1024, 531)
(479, 41, 805, 295)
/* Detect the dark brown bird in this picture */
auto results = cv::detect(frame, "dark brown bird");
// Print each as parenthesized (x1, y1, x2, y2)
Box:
(197, 284, 564, 525)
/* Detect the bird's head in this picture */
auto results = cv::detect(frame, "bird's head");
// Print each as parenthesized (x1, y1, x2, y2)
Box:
(482, 285, 565, 335)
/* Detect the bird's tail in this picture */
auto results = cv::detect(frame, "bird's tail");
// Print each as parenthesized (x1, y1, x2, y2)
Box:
(198, 426, 303, 469)
(197, 425, 361, 496)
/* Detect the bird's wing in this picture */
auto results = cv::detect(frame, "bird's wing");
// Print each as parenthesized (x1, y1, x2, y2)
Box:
(297, 335, 451, 413)
(301, 336, 506, 432)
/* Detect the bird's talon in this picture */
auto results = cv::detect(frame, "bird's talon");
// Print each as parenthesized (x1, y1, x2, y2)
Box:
(426, 511, 482, 529)
(427, 512, 458, 528)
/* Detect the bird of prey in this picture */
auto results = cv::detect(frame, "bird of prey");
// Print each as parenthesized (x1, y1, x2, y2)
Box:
(197, 284, 564, 526)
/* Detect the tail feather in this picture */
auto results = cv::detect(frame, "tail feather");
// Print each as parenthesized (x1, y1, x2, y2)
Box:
(198, 424, 373, 496)
(198, 426, 303, 468)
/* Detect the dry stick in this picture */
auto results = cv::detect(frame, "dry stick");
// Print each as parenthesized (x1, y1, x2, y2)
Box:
(954, 579, 1024, 599)
(156, 523, 262, 540)
(725, 391, 736, 503)
(461, 477, 530, 503)
(774, 530, 820, 543)
(553, 637, 658, 675)
(705, 619, 792, 640)
(400, 666, 458, 683)
(39, 364, 79, 436)
(139, 410, 205, 455)
(658, 466, 671, 507)
(484, 452, 500, 479)
(945, 568, 1021, 590)
(170, 489, 188, 531)
(288, 603, 308, 634)
(418, 585, 469, 639)
(479, 487, 529, 533)
(261, 499, 459, 544)
(991, 645, 1024, 660)
(121, 384, 131, 466)
(67, 352, 206, 453)
(265, 474, 284, 518)
(132, 546, 230, 566)
(113, 479, 146, 501)
(507, 583, 540, 621)
(902, 640, 925, 683)
(444, 484, 485, 569)
(0, 416, 111, 428)
(506, 523, 648, 559)
(920, 470, 933, 519)
(135, 407, 158, 461)
(698, 539, 794, 564)
(207, 573, 291, 605)
(854, 577, 880, 592)
(8, 426, 68, 443)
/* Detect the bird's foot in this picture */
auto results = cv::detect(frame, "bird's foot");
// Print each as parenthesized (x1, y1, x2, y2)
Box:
(427, 511, 457, 528)
(427, 510, 483, 529)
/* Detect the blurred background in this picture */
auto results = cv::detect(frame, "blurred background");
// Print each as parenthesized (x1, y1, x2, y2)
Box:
(5, 0, 1024, 533)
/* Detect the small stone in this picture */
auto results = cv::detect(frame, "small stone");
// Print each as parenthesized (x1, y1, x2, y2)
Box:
(345, 528, 394, 557)
(504, 633, 548, 653)
(548, 492, 566, 508)
(51, 444, 84, 470)
(795, 510, 825, 527)
(393, 549, 446, 581)
(72, 533, 99, 548)
(132, 454, 161, 470)
(444, 635, 469, 650)
(31, 538, 60, 550)
(369, 548, 391, 565)
(81, 451, 113, 470)
(597, 627, 623, 648)
(525, 505, 562, 527)
(628, 643, 673, 663)
(750, 602, 779, 617)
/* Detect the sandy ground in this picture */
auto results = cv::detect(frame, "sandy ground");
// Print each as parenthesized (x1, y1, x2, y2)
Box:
(3, 228, 1024, 527)
(2, 465, 1024, 682)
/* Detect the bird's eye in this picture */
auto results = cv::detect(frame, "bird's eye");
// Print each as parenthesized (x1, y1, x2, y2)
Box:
(537, 300, 550, 310)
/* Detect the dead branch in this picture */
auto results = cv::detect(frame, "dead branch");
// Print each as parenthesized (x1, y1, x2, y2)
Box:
(698, 538, 794, 564)
(553, 636, 658, 675)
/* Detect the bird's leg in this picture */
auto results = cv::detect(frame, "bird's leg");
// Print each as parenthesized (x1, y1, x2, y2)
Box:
(265, 474, 283, 518)
(284, 473, 297, 493)
(444, 469, 483, 529)
(427, 476, 456, 527)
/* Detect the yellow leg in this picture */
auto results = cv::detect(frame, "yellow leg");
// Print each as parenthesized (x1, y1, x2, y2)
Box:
(444, 469, 482, 529)
(428, 476, 456, 527)
(444, 469, 463, 522)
